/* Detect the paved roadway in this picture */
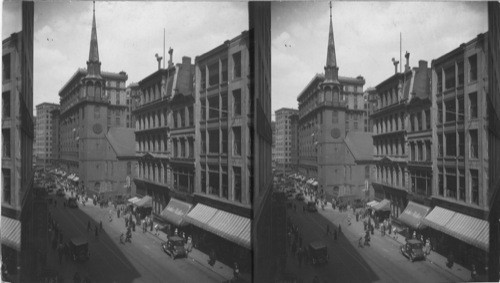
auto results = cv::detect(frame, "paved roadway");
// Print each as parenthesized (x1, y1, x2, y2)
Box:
(286, 200, 462, 283)
(47, 192, 225, 283)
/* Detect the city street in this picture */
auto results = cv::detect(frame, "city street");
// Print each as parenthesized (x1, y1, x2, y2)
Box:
(285, 197, 463, 283)
(45, 191, 225, 283)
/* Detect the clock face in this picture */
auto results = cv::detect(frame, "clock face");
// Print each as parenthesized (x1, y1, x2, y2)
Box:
(331, 128, 341, 139)
(93, 123, 103, 134)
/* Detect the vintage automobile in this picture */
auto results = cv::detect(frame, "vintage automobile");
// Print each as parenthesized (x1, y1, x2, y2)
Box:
(68, 197, 78, 208)
(68, 237, 90, 262)
(161, 236, 187, 260)
(400, 239, 425, 262)
(306, 201, 318, 212)
(295, 193, 305, 201)
(308, 241, 328, 265)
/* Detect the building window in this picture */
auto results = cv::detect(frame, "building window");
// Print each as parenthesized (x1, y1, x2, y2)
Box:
(445, 99, 455, 122)
(445, 132, 456, 157)
(222, 166, 228, 199)
(188, 106, 194, 126)
(2, 54, 11, 81)
(425, 110, 430, 130)
(458, 132, 465, 158)
(221, 58, 228, 82)
(410, 143, 415, 161)
(200, 67, 206, 89)
(233, 167, 242, 202)
(444, 65, 456, 89)
(470, 129, 478, 159)
(459, 169, 465, 201)
(208, 129, 219, 154)
(208, 62, 219, 86)
(469, 92, 477, 119)
(436, 69, 442, 93)
(445, 168, 457, 199)
(438, 168, 444, 196)
(208, 165, 219, 196)
(233, 52, 241, 79)
(233, 127, 241, 156)
(180, 138, 186, 157)
(417, 112, 422, 131)
(2, 129, 10, 158)
(426, 141, 431, 161)
(173, 139, 178, 157)
(458, 96, 464, 121)
(2, 92, 10, 118)
(2, 169, 11, 204)
(189, 138, 194, 158)
(200, 131, 206, 154)
(94, 106, 100, 119)
(208, 96, 219, 119)
(469, 169, 480, 205)
(201, 166, 206, 194)
(233, 89, 241, 116)
(418, 142, 423, 161)
(116, 117, 120, 126)
(221, 129, 228, 154)
(457, 61, 464, 86)
(469, 54, 477, 82)
(116, 92, 120, 105)
(180, 109, 186, 127)
(437, 103, 443, 124)
(201, 100, 206, 121)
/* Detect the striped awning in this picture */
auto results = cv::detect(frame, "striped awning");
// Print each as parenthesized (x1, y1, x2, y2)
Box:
(422, 206, 489, 251)
(373, 199, 391, 211)
(398, 201, 431, 230)
(134, 196, 152, 208)
(160, 198, 192, 227)
(184, 204, 251, 249)
(1, 216, 21, 251)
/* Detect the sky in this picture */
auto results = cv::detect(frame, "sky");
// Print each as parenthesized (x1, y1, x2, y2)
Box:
(271, 2, 488, 119)
(2, 1, 248, 114)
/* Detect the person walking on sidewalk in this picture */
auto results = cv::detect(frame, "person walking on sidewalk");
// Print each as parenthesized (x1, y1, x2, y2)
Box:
(155, 224, 160, 236)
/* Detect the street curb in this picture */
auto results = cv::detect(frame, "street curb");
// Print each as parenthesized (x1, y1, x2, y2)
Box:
(145, 229, 233, 282)
(385, 232, 468, 282)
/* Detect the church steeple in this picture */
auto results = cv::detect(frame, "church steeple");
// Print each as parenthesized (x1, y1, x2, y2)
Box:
(324, 2, 339, 84)
(86, 1, 102, 79)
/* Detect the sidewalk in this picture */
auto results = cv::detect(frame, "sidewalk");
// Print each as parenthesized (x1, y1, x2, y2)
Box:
(302, 192, 472, 282)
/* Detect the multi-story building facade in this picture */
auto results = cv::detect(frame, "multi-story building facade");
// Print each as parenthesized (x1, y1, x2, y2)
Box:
(247, 3, 273, 281)
(126, 82, 140, 128)
(50, 108, 61, 166)
(58, 5, 133, 196)
(274, 108, 298, 174)
(133, 55, 194, 217)
(271, 120, 276, 169)
(487, 2, 500, 280)
(188, 29, 254, 273)
(35, 103, 59, 168)
(364, 87, 378, 132)
(290, 112, 299, 172)
(297, 6, 369, 199)
(371, 57, 430, 219)
(424, 32, 489, 270)
(1, 3, 41, 281)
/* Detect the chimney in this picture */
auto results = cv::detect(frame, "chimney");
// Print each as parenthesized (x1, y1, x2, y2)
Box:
(168, 47, 174, 68)
(405, 51, 410, 72)
(392, 58, 399, 74)
(155, 53, 162, 70)
(182, 56, 191, 66)
(418, 60, 428, 70)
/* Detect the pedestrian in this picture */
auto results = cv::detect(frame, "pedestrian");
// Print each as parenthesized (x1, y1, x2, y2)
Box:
(150, 218, 154, 231)
(355, 212, 359, 222)
(143, 221, 147, 233)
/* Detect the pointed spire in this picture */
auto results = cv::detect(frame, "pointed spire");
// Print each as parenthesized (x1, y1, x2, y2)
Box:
(86, 1, 101, 79)
(324, 1, 339, 84)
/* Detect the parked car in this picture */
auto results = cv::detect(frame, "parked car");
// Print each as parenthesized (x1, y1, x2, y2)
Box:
(161, 236, 187, 259)
(295, 193, 305, 201)
(400, 239, 425, 262)
(56, 189, 65, 197)
(306, 201, 317, 212)
(308, 241, 328, 265)
(68, 237, 90, 262)
(68, 197, 78, 208)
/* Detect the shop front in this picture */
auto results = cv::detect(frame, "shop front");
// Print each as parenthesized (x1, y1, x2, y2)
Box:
(397, 201, 431, 239)
(159, 198, 192, 237)
(422, 206, 489, 272)
(372, 199, 391, 223)
(184, 203, 251, 273)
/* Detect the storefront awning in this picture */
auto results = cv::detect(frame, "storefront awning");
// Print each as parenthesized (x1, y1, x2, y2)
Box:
(160, 198, 192, 227)
(422, 206, 489, 251)
(185, 204, 251, 249)
(366, 200, 379, 207)
(372, 199, 391, 211)
(128, 197, 141, 204)
(1, 216, 21, 251)
(134, 196, 152, 208)
(398, 201, 431, 230)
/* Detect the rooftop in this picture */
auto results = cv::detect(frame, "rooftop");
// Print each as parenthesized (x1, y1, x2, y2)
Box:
(105, 127, 136, 158)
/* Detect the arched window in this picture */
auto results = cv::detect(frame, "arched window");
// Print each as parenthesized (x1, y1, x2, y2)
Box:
(325, 87, 333, 101)
(87, 83, 94, 98)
